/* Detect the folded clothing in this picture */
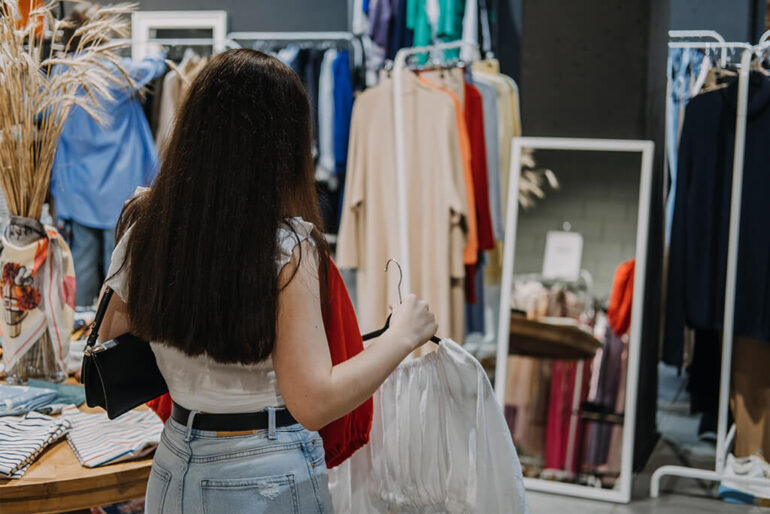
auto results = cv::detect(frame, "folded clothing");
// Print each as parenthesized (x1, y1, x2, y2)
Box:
(27, 379, 86, 407)
(0, 384, 57, 416)
(0, 380, 85, 417)
(61, 405, 163, 468)
(0, 411, 70, 478)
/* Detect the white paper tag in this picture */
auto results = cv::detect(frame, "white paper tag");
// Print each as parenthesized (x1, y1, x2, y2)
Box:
(542, 231, 583, 281)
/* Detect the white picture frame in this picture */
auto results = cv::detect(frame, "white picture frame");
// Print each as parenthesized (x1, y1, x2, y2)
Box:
(494, 136, 655, 503)
(131, 10, 228, 60)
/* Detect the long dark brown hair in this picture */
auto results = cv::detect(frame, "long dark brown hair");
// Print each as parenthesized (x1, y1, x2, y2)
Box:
(115, 49, 329, 364)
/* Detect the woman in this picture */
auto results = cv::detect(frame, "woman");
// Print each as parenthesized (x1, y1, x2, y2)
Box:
(98, 49, 438, 513)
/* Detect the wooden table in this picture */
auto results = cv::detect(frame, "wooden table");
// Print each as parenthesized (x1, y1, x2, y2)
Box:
(509, 313, 602, 360)
(0, 385, 153, 514)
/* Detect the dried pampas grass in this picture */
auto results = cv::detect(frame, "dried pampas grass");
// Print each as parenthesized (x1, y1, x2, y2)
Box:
(0, 1, 136, 219)
(519, 148, 559, 209)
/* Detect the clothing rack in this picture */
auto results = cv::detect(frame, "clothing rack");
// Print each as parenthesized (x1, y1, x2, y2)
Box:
(668, 30, 727, 67)
(391, 40, 481, 294)
(226, 31, 363, 74)
(651, 39, 770, 498)
(129, 32, 363, 67)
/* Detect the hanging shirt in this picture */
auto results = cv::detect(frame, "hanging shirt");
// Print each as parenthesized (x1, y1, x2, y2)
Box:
(461, 0, 478, 62)
(337, 70, 468, 341)
(436, 0, 465, 60)
(333, 51, 354, 178)
(368, 0, 394, 49)
(419, 69, 477, 266)
(389, 0, 414, 59)
(317, 49, 338, 182)
(50, 51, 167, 229)
(155, 55, 208, 156)
(328, 339, 529, 513)
(408, 0, 434, 51)
(464, 82, 494, 251)
(472, 67, 518, 283)
(664, 74, 770, 366)
(472, 78, 503, 241)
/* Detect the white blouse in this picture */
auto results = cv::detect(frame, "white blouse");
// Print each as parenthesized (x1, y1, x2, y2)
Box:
(105, 217, 316, 414)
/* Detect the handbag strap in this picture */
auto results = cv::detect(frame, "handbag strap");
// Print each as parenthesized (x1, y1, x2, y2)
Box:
(86, 287, 114, 348)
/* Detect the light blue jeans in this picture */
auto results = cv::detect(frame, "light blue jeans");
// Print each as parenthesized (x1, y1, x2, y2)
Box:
(70, 220, 115, 307)
(145, 412, 333, 514)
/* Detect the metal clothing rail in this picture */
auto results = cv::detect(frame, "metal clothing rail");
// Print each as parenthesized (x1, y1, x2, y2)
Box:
(651, 40, 770, 498)
(668, 30, 728, 67)
(122, 37, 238, 48)
(226, 31, 363, 75)
(391, 40, 481, 294)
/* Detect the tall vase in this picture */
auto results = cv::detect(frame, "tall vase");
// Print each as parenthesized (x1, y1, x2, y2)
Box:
(2, 216, 73, 384)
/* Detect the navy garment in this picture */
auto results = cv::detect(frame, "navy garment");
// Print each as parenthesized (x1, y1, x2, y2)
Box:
(664, 73, 770, 366)
(388, 0, 413, 60)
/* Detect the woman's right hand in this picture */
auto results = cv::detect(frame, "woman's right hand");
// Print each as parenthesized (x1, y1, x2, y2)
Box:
(389, 294, 439, 351)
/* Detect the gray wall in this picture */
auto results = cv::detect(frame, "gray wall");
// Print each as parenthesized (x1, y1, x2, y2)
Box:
(133, 0, 348, 32)
(497, 0, 766, 82)
(514, 151, 641, 297)
(670, 0, 765, 42)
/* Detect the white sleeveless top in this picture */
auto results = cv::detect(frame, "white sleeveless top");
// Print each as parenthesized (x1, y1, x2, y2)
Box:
(105, 217, 316, 413)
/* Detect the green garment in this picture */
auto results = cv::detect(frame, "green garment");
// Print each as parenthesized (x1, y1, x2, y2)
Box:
(407, 0, 466, 62)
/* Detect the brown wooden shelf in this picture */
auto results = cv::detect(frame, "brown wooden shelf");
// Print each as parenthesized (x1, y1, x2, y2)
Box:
(509, 313, 602, 360)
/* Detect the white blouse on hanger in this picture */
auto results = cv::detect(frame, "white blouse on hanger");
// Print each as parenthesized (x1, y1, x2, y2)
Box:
(329, 339, 529, 513)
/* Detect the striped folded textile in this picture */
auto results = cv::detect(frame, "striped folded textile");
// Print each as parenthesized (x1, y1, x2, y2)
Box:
(0, 412, 71, 478)
(61, 405, 163, 468)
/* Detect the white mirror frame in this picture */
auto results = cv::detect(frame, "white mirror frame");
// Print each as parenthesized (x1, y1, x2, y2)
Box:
(131, 10, 228, 60)
(495, 137, 654, 503)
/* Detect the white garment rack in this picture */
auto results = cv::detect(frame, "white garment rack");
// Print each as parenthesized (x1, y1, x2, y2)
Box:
(668, 30, 727, 67)
(391, 40, 481, 294)
(129, 32, 363, 67)
(227, 32, 363, 74)
(651, 39, 770, 498)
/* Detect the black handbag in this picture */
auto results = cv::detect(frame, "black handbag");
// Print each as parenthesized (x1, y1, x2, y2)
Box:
(81, 287, 168, 419)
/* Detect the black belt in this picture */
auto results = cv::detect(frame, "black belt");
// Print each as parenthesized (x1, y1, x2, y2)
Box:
(171, 402, 298, 431)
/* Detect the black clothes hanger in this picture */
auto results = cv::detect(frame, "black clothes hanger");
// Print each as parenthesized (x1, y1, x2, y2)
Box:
(361, 259, 441, 344)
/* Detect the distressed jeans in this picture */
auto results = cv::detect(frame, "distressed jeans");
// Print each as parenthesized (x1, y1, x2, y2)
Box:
(145, 412, 333, 514)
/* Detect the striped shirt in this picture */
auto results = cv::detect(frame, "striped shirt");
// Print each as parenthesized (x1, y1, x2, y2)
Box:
(0, 412, 70, 478)
(61, 406, 163, 468)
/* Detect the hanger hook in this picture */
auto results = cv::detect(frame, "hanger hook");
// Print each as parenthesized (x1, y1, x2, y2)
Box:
(385, 259, 404, 304)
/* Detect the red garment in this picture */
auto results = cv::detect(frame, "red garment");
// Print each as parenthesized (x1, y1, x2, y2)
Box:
(464, 82, 494, 251)
(544, 361, 574, 470)
(146, 258, 372, 469)
(463, 82, 494, 304)
(146, 395, 172, 422)
(544, 360, 590, 471)
(318, 258, 373, 467)
(608, 259, 635, 336)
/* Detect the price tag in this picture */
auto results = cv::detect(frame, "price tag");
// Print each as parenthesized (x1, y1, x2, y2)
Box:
(542, 231, 583, 281)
